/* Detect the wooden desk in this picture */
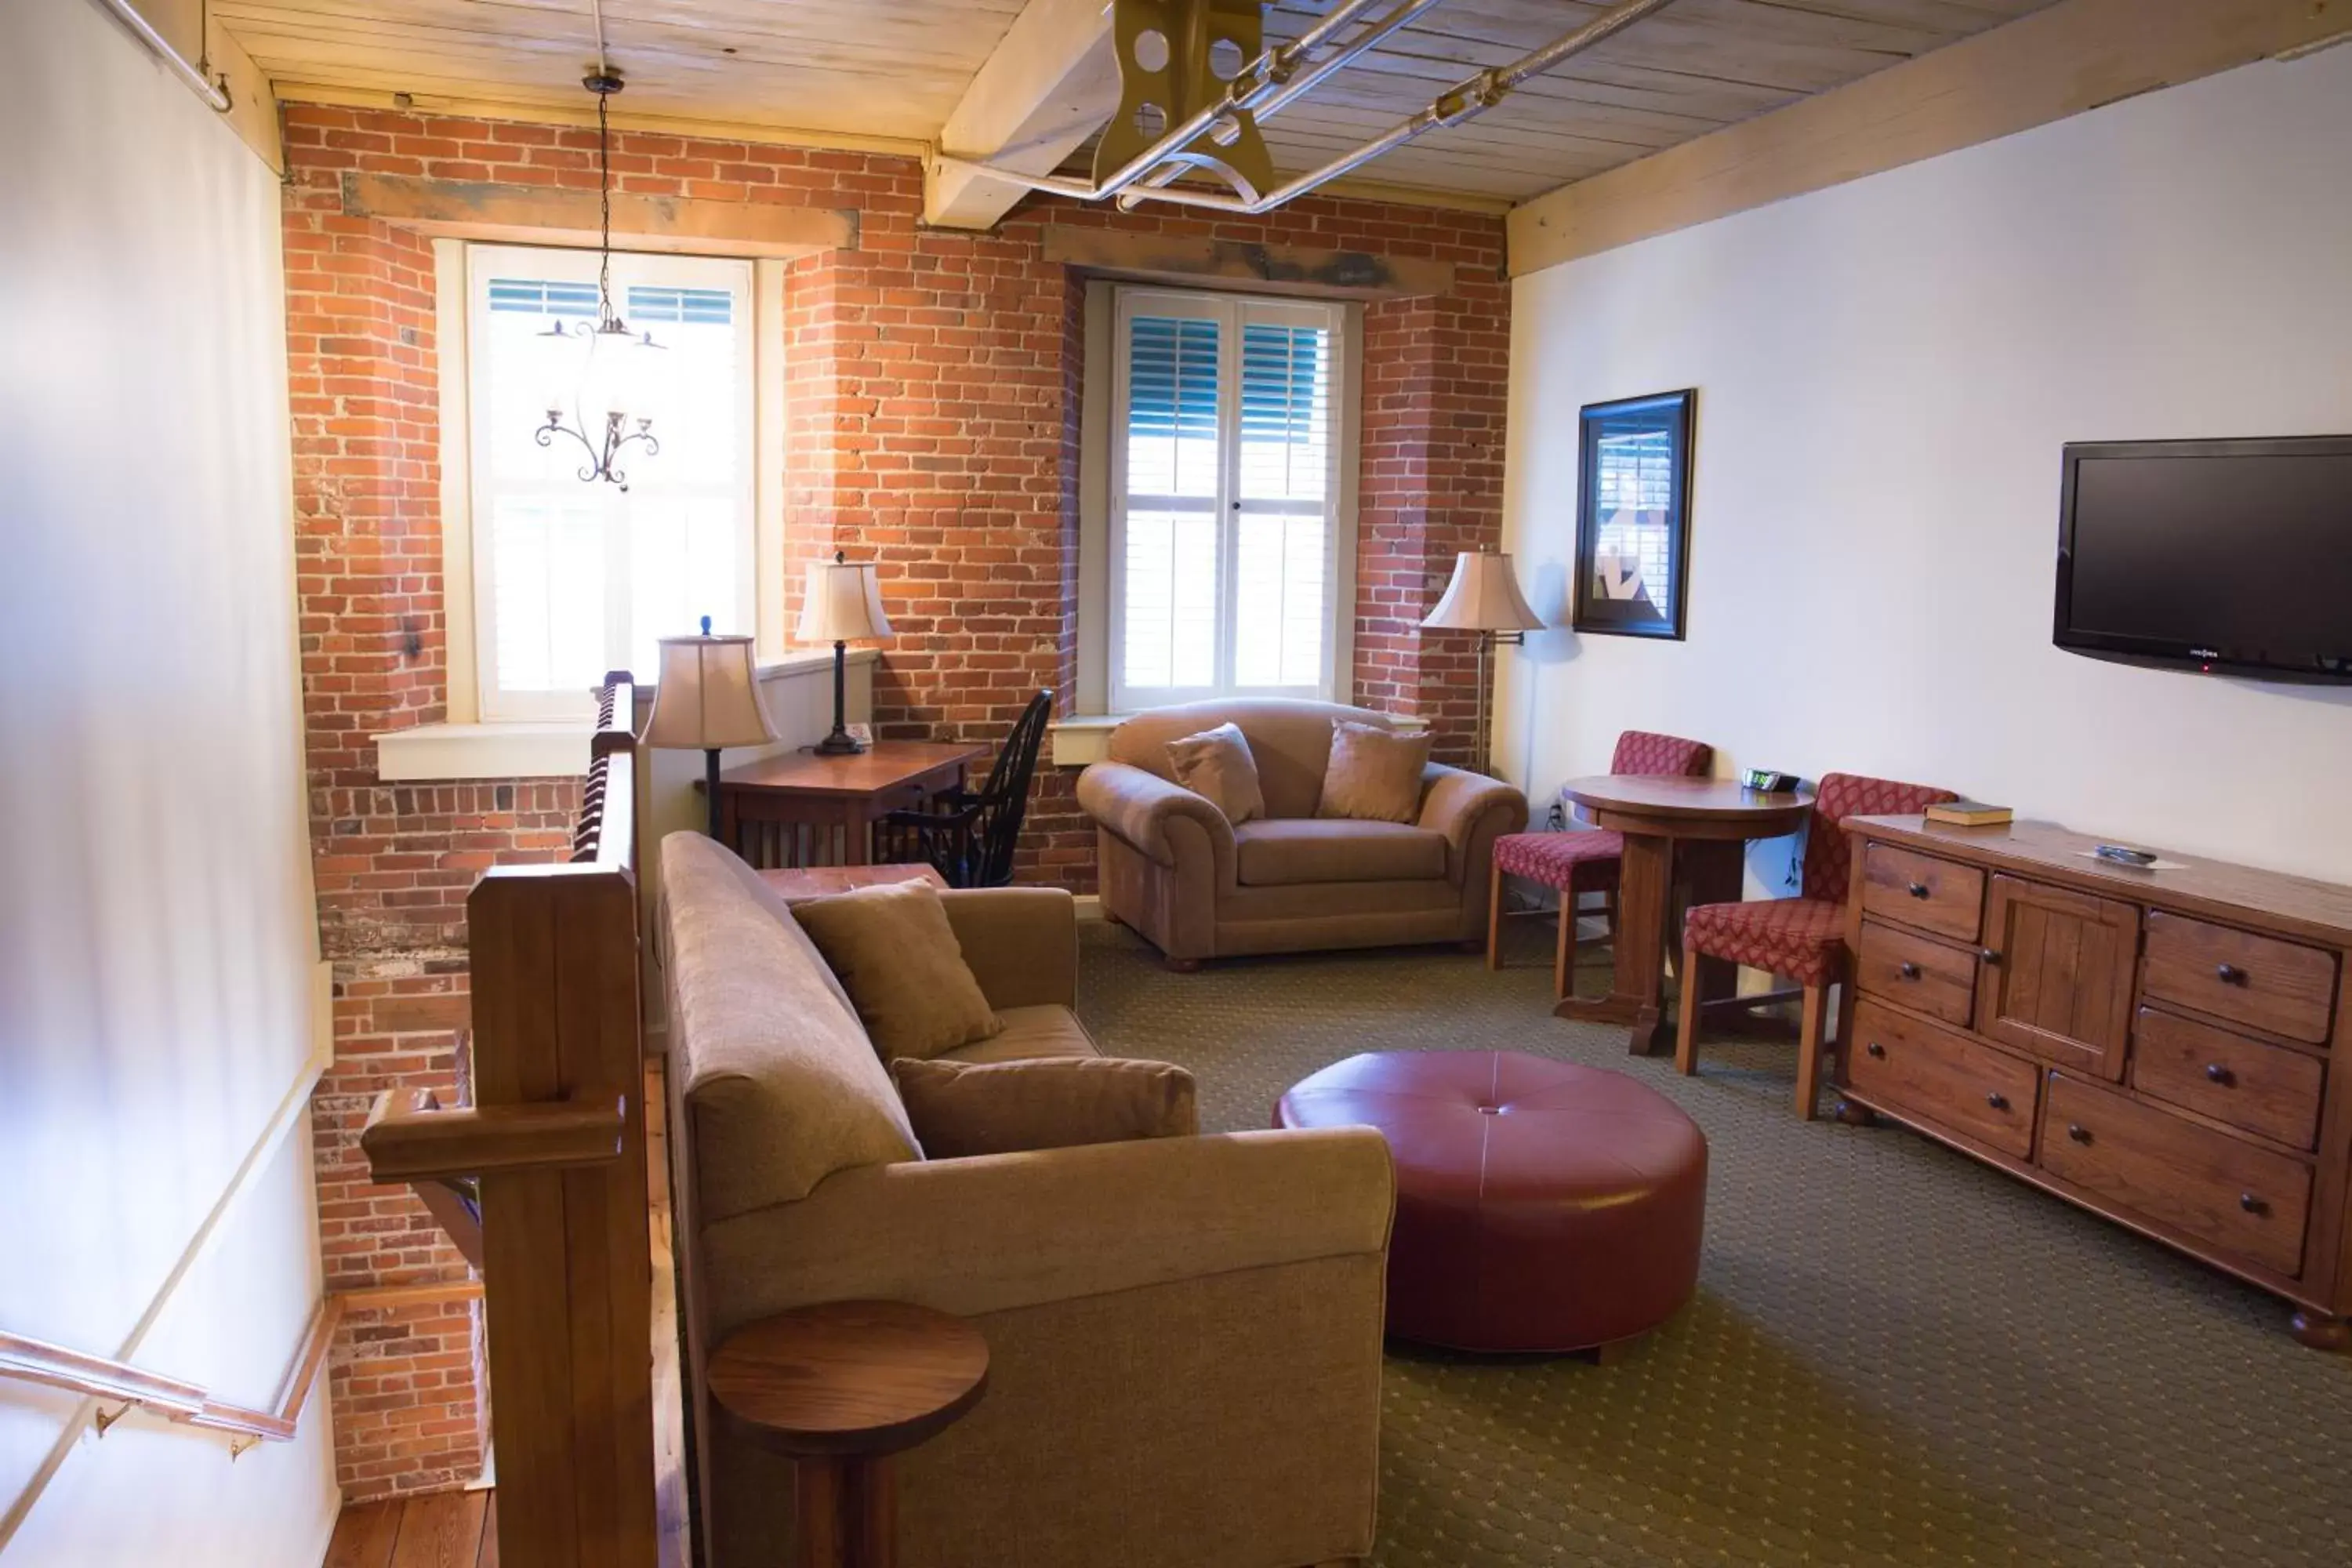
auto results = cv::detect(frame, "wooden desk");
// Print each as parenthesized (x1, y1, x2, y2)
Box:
(707, 1299, 988, 1568)
(758, 864, 949, 904)
(717, 742, 984, 869)
(1553, 775, 1813, 1054)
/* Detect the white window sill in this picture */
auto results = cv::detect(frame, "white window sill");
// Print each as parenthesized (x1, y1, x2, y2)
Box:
(1049, 715, 1123, 767)
(375, 722, 594, 782)
(1051, 707, 1426, 768)
(375, 652, 876, 782)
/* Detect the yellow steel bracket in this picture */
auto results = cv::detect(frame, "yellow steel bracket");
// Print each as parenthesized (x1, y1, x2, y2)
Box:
(1095, 0, 1276, 203)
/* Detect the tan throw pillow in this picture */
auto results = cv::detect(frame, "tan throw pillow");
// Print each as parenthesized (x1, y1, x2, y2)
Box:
(1316, 719, 1432, 824)
(1165, 722, 1265, 825)
(793, 882, 1004, 1064)
(888, 1056, 1198, 1158)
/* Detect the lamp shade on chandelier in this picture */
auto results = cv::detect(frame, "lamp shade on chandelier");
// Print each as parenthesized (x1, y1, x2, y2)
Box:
(533, 69, 663, 488)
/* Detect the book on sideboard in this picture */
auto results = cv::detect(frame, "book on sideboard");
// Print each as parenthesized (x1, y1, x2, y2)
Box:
(1925, 800, 2013, 827)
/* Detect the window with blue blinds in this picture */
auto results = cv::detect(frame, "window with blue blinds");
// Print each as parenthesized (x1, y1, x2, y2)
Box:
(1110, 289, 1348, 709)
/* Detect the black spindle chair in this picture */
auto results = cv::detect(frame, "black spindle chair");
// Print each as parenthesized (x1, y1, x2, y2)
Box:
(873, 689, 1054, 887)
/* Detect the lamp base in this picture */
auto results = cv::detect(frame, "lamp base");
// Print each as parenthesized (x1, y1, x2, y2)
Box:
(812, 729, 867, 757)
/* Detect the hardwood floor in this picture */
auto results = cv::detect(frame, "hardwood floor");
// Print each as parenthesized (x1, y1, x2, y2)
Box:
(322, 1490, 495, 1568)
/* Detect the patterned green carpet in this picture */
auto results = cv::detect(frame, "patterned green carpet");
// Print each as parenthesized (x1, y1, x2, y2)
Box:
(1074, 919, 2352, 1568)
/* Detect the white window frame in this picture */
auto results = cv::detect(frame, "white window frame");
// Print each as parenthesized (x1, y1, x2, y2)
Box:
(1077, 281, 1359, 716)
(434, 238, 788, 731)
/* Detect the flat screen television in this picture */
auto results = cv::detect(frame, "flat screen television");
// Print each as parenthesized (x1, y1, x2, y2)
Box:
(2054, 434, 2352, 683)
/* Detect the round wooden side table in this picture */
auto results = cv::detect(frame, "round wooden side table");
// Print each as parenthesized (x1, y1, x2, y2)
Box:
(1552, 775, 1814, 1054)
(706, 1300, 989, 1568)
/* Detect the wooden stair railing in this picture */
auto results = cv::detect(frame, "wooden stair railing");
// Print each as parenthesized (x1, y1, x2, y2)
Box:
(1, 1298, 342, 1457)
(360, 673, 657, 1568)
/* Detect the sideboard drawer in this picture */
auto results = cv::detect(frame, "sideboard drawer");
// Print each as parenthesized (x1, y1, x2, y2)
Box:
(1848, 1000, 2038, 1158)
(1855, 920, 1976, 1027)
(2039, 1076, 2312, 1278)
(2132, 1007, 2325, 1152)
(2143, 912, 2337, 1045)
(1859, 843, 1985, 942)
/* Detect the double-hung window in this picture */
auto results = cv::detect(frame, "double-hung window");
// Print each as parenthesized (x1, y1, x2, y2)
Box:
(1107, 287, 1352, 711)
(461, 243, 755, 722)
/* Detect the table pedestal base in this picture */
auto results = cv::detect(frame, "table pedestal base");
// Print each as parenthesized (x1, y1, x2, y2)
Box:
(1552, 836, 1744, 1055)
(797, 1454, 897, 1568)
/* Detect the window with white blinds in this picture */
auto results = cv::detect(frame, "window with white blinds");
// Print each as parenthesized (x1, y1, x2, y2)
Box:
(464, 244, 754, 721)
(1110, 287, 1350, 710)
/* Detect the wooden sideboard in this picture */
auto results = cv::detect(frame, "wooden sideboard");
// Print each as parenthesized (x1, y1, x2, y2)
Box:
(1834, 815, 2352, 1347)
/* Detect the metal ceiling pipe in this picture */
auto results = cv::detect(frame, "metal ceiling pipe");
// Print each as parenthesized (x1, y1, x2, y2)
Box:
(1125, 0, 1683, 213)
(952, 0, 1681, 216)
(97, 0, 232, 112)
(1132, 0, 1453, 197)
(1094, 0, 1393, 201)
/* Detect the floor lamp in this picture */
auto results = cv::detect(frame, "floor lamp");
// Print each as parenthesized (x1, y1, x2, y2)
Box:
(644, 621, 780, 839)
(1421, 549, 1543, 778)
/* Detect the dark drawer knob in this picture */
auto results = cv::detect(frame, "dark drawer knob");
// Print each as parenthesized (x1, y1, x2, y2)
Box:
(2240, 1192, 2267, 1215)
(1907, 880, 1930, 898)
(1897, 960, 1922, 980)
(1980, 948, 2002, 966)
(2205, 1062, 2234, 1085)
(2067, 1123, 2092, 1144)
(2216, 962, 2246, 985)
(1865, 1040, 1886, 1058)
(1985, 1091, 2009, 1111)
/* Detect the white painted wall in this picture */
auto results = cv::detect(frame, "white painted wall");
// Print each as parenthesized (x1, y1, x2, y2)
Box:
(0, 2, 337, 1562)
(1500, 45, 2352, 890)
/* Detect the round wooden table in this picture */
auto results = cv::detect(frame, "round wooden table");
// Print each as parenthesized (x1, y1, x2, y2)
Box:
(707, 1300, 989, 1568)
(1552, 775, 1814, 1054)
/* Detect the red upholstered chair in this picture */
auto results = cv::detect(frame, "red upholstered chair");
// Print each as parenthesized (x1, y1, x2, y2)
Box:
(1486, 731, 1714, 999)
(1675, 771, 1958, 1118)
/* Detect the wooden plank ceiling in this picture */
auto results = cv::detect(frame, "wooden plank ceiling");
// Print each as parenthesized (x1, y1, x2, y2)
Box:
(220, 0, 2060, 205)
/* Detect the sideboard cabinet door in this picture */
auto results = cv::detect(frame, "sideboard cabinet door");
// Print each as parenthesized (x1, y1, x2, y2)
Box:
(1974, 874, 2140, 1082)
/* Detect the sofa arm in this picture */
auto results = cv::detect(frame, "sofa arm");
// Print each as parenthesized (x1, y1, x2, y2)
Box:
(941, 886, 1076, 1011)
(699, 1127, 1394, 1337)
(1076, 760, 1236, 885)
(1417, 763, 1529, 883)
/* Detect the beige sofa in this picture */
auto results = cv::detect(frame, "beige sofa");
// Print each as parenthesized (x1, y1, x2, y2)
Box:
(656, 832, 1396, 1568)
(1078, 699, 1528, 967)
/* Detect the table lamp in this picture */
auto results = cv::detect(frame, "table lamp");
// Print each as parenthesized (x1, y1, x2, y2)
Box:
(797, 551, 895, 756)
(644, 619, 779, 837)
(1421, 547, 1543, 777)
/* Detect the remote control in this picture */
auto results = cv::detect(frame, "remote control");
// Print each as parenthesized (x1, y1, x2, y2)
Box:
(2093, 844, 2158, 867)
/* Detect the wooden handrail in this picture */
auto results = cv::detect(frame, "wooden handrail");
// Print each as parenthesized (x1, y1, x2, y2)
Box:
(0, 1298, 342, 1454)
(575, 672, 638, 866)
(361, 1088, 627, 1182)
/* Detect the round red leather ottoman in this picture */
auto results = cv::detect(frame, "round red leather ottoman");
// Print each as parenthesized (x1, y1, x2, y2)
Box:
(1276, 1051, 1708, 1353)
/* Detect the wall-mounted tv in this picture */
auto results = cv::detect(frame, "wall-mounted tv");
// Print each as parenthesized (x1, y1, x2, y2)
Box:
(2055, 435, 2352, 684)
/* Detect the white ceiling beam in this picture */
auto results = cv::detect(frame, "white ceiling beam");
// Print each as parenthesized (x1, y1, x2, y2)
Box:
(924, 0, 1121, 230)
(1506, 0, 2352, 278)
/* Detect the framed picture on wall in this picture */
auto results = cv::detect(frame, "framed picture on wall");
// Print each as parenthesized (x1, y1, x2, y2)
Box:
(1572, 389, 1695, 640)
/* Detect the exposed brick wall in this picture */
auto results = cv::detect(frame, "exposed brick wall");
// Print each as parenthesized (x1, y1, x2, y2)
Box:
(284, 125, 581, 1500)
(278, 101, 1508, 1496)
(325, 1292, 490, 1498)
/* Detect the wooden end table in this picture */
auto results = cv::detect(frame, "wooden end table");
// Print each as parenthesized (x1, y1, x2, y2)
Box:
(707, 1300, 989, 1568)
(758, 864, 949, 904)
(1552, 775, 1814, 1056)
(713, 742, 984, 869)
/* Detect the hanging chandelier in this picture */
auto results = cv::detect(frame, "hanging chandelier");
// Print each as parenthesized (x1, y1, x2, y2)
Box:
(535, 67, 662, 489)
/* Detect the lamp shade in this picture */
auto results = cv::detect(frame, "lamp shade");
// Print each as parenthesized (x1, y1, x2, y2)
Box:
(641, 633, 779, 750)
(1421, 550, 1542, 632)
(797, 558, 895, 644)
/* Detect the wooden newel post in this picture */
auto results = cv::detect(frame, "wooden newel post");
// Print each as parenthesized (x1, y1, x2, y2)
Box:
(363, 674, 659, 1568)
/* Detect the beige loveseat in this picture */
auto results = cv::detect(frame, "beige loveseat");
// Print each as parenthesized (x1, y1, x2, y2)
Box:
(1077, 699, 1528, 967)
(656, 832, 1396, 1568)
